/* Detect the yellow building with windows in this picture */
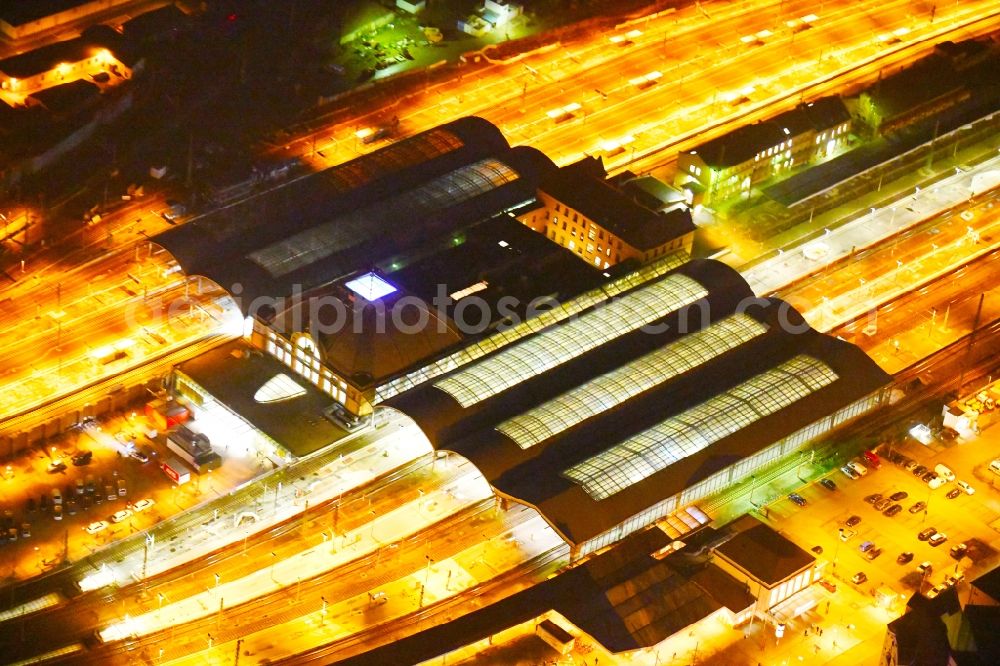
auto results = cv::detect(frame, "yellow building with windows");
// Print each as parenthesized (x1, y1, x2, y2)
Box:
(676, 96, 851, 205)
(517, 157, 695, 269)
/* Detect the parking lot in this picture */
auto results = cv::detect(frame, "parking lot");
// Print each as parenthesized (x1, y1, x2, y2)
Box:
(0, 409, 265, 581)
(766, 423, 1000, 604)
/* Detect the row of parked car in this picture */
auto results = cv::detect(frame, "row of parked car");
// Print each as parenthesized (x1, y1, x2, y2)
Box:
(885, 451, 975, 495)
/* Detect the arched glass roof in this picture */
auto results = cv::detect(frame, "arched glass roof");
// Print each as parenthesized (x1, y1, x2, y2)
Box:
(248, 158, 519, 279)
(563, 354, 839, 500)
(375, 250, 689, 403)
(433, 273, 709, 408)
(323, 127, 465, 193)
(496, 314, 769, 449)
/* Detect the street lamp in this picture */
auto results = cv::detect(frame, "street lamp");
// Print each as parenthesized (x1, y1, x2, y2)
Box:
(419, 555, 433, 608)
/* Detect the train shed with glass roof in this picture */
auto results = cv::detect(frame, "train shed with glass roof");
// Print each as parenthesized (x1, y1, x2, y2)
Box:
(386, 259, 892, 557)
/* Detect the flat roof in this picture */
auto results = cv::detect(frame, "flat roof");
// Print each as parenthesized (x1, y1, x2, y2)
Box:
(0, 25, 126, 77)
(713, 517, 815, 586)
(0, 0, 92, 27)
(28, 78, 100, 112)
(387, 259, 891, 545)
(176, 340, 347, 458)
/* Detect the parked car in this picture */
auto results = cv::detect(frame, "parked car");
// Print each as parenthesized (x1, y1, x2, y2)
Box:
(926, 585, 945, 599)
(839, 528, 857, 542)
(934, 464, 956, 482)
(918, 527, 937, 541)
(840, 465, 860, 480)
(946, 488, 962, 500)
(110, 509, 132, 524)
(874, 498, 892, 511)
(75, 478, 85, 495)
(129, 449, 149, 464)
(950, 543, 968, 560)
(105, 485, 116, 501)
(53, 505, 63, 521)
(85, 521, 108, 534)
(909, 501, 927, 514)
(945, 572, 966, 586)
(922, 470, 938, 483)
(132, 498, 155, 513)
(846, 515, 862, 527)
(865, 547, 883, 561)
(917, 561, 933, 575)
(788, 493, 807, 507)
(25, 498, 36, 516)
(852, 572, 868, 584)
(818, 579, 837, 592)
(864, 493, 883, 505)
(859, 540, 875, 553)
(863, 450, 881, 468)
(47, 460, 66, 474)
(847, 461, 868, 477)
(884, 504, 903, 517)
(927, 476, 946, 490)
(72, 451, 93, 466)
(811, 545, 824, 554)
(117, 479, 127, 497)
(956, 480, 975, 495)
(39, 494, 50, 513)
(820, 478, 837, 491)
(897, 551, 914, 565)
(20, 523, 30, 538)
(903, 460, 920, 472)
(66, 499, 77, 515)
(889, 491, 908, 501)
(929, 532, 948, 547)
(912, 465, 928, 477)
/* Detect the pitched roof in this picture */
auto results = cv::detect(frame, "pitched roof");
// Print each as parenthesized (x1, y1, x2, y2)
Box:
(688, 96, 850, 168)
(541, 158, 695, 249)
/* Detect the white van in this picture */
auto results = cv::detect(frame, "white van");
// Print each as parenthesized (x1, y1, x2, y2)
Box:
(934, 464, 955, 482)
(847, 461, 868, 477)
